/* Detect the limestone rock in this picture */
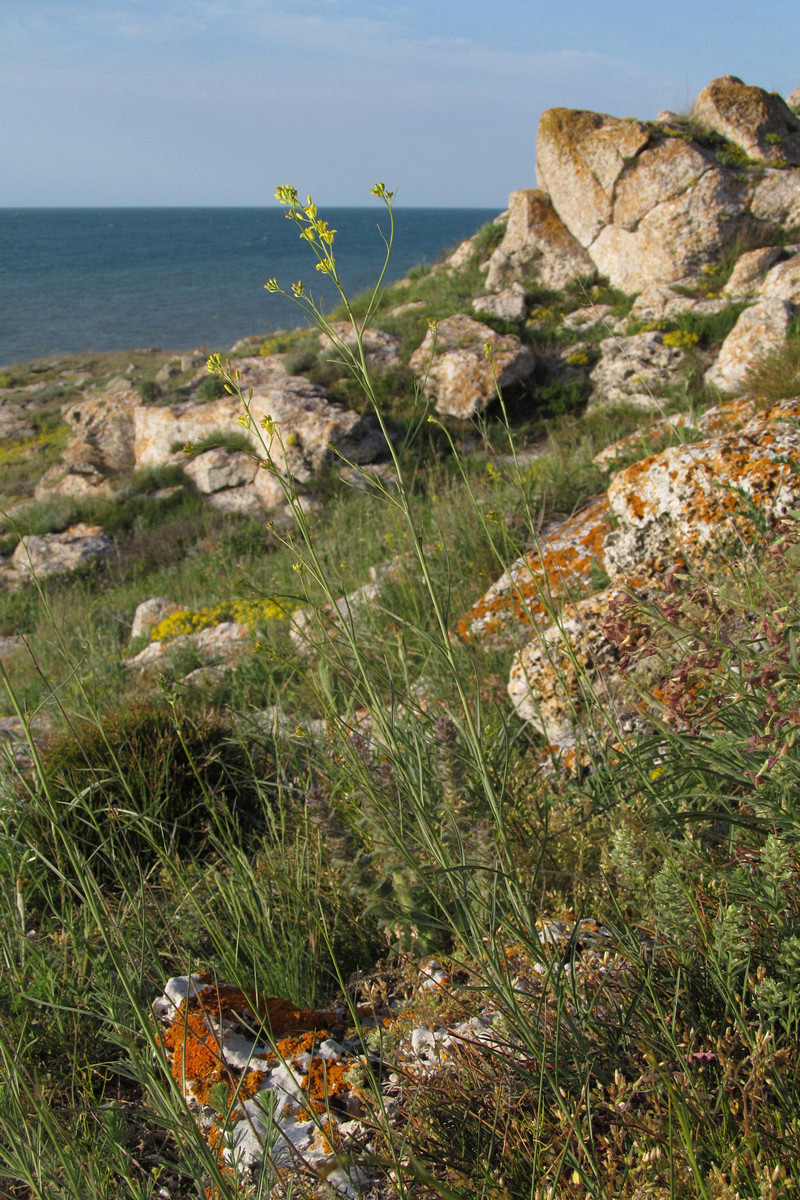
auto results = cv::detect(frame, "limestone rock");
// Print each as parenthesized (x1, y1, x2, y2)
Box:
(184, 447, 257, 494)
(458, 496, 610, 649)
(723, 246, 784, 296)
(472, 282, 527, 323)
(691, 75, 800, 165)
(612, 137, 712, 230)
(629, 286, 730, 321)
(130, 597, 182, 641)
(507, 590, 632, 752)
(536, 109, 650, 247)
(34, 464, 114, 501)
(61, 390, 138, 476)
(604, 396, 800, 582)
(180, 349, 209, 373)
(750, 170, 800, 231)
(319, 322, 401, 370)
(134, 356, 384, 484)
(592, 412, 693, 470)
(588, 331, 688, 411)
(125, 621, 250, 669)
(788, 87, 800, 114)
(484, 189, 593, 292)
(12, 524, 114, 580)
(154, 358, 181, 385)
(590, 169, 751, 292)
(705, 299, 790, 393)
(444, 237, 479, 271)
(760, 250, 800, 304)
(0, 411, 35, 441)
(561, 304, 616, 333)
(409, 314, 535, 419)
(205, 484, 267, 516)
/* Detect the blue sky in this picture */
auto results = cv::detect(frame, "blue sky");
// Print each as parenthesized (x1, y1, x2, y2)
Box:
(3, 0, 799, 207)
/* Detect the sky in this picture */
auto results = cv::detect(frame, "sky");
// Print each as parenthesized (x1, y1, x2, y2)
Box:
(3, 0, 799, 208)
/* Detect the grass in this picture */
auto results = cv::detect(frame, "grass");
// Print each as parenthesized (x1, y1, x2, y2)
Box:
(2, 193, 800, 1198)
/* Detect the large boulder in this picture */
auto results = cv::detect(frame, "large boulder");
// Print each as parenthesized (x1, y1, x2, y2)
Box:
(51, 390, 139, 491)
(723, 246, 785, 297)
(691, 76, 800, 165)
(318, 322, 401, 370)
(611, 138, 713, 230)
(590, 168, 752, 292)
(473, 282, 528, 323)
(183, 448, 258, 494)
(12, 524, 114, 580)
(704, 299, 791, 393)
(536, 109, 650, 247)
(458, 496, 610, 649)
(603, 396, 800, 581)
(484, 189, 594, 292)
(409, 315, 536, 419)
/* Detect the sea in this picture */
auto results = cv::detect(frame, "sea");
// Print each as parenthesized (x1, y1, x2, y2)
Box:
(0, 207, 499, 366)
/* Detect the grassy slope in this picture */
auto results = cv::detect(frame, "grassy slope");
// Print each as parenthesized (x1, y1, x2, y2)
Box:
(1, 220, 800, 1197)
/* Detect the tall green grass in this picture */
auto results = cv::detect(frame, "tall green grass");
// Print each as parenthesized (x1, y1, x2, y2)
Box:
(1, 186, 799, 1198)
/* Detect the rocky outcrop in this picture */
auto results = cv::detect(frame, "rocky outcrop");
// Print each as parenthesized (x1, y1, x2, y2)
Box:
(125, 621, 250, 670)
(484, 189, 593, 292)
(590, 168, 752, 293)
(507, 590, 633, 748)
(318, 322, 401, 370)
(183, 447, 258, 494)
(760, 250, 800, 304)
(409, 315, 536, 419)
(471, 78, 800, 298)
(691, 76, 800, 166)
(461, 397, 800, 752)
(723, 246, 785, 296)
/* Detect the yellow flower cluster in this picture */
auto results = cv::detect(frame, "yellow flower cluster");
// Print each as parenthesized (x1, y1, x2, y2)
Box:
(662, 330, 700, 349)
(527, 306, 562, 324)
(258, 330, 309, 357)
(150, 598, 290, 643)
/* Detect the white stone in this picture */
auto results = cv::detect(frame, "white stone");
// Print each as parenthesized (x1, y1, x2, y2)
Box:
(485, 189, 593, 292)
(760, 251, 800, 304)
(589, 331, 688, 409)
(409, 314, 535, 419)
(184, 447, 257, 493)
(130, 597, 182, 642)
(723, 246, 784, 297)
(472, 282, 527, 322)
(705, 299, 791, 393)
(12, 524, 114, 580)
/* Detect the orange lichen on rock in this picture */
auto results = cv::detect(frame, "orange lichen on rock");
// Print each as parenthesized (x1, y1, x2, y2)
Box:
(458, 495, 610, 647)
(301, 1058, 349, 1106)
(162, 1006, 230, 1106)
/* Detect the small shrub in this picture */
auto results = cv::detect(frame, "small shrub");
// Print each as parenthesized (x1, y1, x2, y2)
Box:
(138, 378, 158, 403)
(25, 704, 273, 867)
(193, 374, 229, 401)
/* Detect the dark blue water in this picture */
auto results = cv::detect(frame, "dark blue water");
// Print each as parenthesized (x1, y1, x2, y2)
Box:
(0, 207, 498, 364)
